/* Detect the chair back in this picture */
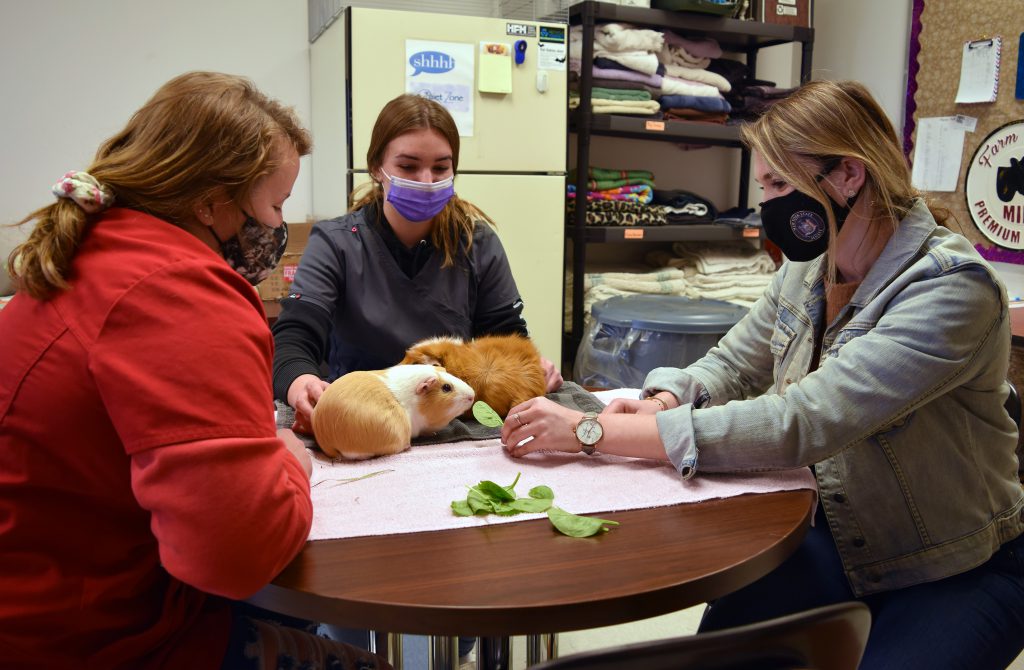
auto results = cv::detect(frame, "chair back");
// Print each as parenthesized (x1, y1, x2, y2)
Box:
(528, 601, 871, 670)
(1005, 380, 1021, 430)
(1007, 380, 1023, 483)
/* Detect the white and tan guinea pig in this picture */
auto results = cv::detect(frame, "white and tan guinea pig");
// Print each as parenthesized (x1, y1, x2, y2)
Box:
(311, 364, 475, 460)
(399, 334, 546, 418)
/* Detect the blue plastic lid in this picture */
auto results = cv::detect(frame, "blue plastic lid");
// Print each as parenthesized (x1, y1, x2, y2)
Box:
(591, 295, 748, 334)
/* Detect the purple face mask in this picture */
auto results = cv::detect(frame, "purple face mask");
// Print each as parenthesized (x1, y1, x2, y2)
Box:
(382, 170, 455, 222)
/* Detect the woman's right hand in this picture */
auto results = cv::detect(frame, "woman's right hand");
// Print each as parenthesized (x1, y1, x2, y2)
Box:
(287, 374, 330, 435)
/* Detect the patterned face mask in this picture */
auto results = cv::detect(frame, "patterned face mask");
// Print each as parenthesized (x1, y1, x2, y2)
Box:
(758, 163, 854, 262)
(216, 213, 288, 285)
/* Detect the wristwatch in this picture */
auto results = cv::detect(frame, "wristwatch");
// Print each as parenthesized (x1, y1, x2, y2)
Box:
(574, 411, 604, 455)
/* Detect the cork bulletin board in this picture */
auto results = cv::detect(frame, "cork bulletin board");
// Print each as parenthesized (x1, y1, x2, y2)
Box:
(907, 0, 1023, 250)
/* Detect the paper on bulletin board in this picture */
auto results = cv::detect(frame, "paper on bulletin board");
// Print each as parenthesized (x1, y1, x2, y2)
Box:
(478, 41, 512, 93)
(954, 36, 1001, 104)
(406, 39, 475, 136)
(911, 115, 976, 191)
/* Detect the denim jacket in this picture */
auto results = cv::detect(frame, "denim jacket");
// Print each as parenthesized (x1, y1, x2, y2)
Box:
(644, 199, 1024, 596)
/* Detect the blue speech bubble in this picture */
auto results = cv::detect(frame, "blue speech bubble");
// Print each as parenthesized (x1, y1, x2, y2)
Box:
(409, 50, 455, 76)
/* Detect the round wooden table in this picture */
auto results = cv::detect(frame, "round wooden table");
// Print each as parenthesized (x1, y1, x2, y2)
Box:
(249, 489, 814, 666)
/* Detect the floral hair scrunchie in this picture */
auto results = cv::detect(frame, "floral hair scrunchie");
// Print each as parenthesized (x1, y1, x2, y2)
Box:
(51, 171, 115, 214)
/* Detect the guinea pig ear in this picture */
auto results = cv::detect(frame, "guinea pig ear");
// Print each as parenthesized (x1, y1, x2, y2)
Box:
(416, 374, 439, 396)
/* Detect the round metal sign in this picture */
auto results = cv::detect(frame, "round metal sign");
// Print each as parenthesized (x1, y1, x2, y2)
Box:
(965, 120, 1024, 249)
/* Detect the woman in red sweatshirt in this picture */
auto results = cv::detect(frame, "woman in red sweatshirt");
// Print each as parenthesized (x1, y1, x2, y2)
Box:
(0, 71, 389, 670)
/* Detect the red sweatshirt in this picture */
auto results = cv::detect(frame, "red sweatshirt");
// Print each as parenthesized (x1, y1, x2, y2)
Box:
(0, 208, 312, 668)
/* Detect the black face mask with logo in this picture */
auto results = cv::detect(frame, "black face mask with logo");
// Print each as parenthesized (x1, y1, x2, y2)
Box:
(758, 163, 855, 262)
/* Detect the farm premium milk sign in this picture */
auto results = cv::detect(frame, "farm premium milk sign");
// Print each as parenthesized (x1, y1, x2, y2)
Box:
(966, 120, 1024, 249)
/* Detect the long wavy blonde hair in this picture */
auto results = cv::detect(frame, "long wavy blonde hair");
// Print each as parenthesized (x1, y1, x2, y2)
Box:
(8, 71, 312, 300)
(349, 94, 493, 268)
(742, 80, 944, 281)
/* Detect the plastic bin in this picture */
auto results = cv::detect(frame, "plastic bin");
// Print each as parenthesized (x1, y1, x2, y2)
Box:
(650, 0, 739, 16)
(574, 295, 748, 389)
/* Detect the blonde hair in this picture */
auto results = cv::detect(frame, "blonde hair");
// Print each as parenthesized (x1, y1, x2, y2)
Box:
(742, 80, 941, 281)
(349, 94, 493, 268)
(8, 71, 312, 300)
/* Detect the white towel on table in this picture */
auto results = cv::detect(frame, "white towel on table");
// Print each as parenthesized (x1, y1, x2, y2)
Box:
(307, 390, 817, 542)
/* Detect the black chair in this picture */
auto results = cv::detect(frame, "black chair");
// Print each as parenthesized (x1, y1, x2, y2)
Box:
(528, 601, 871, 670)
(1006, 380, 1023, 483)
(1005, 380, 1021, 430)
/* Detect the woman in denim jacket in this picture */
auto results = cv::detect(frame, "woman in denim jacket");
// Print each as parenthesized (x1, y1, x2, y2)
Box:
(501, 80, 1024, 668)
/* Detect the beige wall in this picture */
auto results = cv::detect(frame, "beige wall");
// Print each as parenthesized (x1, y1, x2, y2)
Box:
(0, 0, 313, 228)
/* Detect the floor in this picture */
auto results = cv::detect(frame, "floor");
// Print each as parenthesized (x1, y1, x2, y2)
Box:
(396, 603, 1024, 669)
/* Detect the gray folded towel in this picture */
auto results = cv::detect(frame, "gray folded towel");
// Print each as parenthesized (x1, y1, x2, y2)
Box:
(275, 381, 606, 451)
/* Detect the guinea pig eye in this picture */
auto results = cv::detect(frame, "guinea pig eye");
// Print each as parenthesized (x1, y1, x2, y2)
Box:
(442, 383, 453, 392)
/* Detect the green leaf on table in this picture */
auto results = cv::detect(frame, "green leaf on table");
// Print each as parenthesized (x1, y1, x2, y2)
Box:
(467, 487, 494, 514)
(503, 472, 522, 497)
(472, 401, 504, 427)
(491, 501, 520, 516)
(509, 497, 553, 513)
(528, 485, 554, 500)
(451, 499, 474, 516)
(547, 506, 619, 538)
(477, 480, 516, 502)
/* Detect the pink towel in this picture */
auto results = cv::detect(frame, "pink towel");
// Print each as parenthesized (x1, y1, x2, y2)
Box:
(306, 439, 817, 542)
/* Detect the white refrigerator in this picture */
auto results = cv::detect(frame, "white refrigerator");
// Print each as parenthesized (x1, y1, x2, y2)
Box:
(310, 6, 568, 364)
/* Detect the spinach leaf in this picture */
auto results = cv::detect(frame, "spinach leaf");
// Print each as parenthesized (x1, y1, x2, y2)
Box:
(509, 497, 553, 513)
(528, 485, 554, 500)
(472, 401, 504, 427)
(477, 480, 516, 502)
(547, 506, 619, 538)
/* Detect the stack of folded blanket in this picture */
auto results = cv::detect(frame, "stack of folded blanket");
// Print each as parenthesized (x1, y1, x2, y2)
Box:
(567, 167, 666, 227)
(569, 22, 733, 122)
(707, 58, 798, 121)
(569, 23, 664, 116)
(567, 168, 722, 228)
(564, 241, 778, 330)
(656, 30, 732, 122)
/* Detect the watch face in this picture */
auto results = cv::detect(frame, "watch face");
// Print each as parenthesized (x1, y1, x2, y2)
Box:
(576, 415, 603, 446)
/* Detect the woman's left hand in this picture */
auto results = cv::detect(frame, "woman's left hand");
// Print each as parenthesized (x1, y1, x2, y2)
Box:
(540, 357, 564, 393)
(502, 397, 582, 458)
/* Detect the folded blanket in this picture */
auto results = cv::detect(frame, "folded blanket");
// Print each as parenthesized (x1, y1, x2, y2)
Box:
(567, 198, 667, 226)
(591, 86, 653, 102)
(583, 76, 661, 98)
(670, 241, 778, 274)
(592, 98, 662, 115)
(595, 22, 665, 53)
(277, 382, 602, 448)
(576, 166, 656, 182)
(570, 32, 662, 75)
(663, 108, 729, 124)
(659, 43, 711, 70)
(661, 75, 720, 98)
(567, 183, 654, 204)
(660, 94, 732, 113)
(661, 62, 732, 93)
(661, 30, 723, 59)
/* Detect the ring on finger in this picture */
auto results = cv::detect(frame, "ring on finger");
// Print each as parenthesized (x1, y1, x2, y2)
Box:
(513, 412, 524, 427)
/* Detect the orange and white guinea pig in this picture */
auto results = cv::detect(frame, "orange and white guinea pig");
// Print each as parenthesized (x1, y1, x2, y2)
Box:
(399, 334, 546, 418)
(311, 364, 475, 460)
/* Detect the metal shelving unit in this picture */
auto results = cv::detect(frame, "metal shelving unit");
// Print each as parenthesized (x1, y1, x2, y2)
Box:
(565, 0, 814, 366)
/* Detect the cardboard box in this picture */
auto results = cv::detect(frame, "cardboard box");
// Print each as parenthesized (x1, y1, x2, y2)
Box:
(257, 222, 313, 301)
(758, 0, 812, 27)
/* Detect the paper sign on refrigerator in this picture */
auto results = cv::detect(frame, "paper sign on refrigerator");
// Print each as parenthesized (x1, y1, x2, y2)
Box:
(405, 40, 475, 136)
(478, 42, 513, 94)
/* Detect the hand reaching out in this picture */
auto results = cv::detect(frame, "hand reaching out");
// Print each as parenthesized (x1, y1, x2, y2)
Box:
(287, 374, 330, 435)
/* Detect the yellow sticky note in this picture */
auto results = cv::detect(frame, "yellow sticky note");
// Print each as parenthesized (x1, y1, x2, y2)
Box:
(478, 42, 512, 94)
